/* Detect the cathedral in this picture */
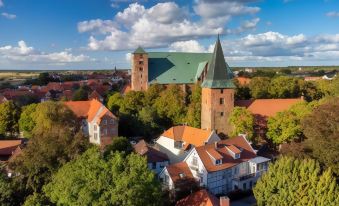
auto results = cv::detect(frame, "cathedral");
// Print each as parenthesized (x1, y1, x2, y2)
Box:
(131, 36, 235, 136)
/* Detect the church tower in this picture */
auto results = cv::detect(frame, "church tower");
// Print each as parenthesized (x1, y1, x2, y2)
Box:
(131, 46, 148, 91)
(201, 36, 235, 136)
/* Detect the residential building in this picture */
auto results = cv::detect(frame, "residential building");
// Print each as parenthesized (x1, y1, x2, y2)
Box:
(64, 99, 118, 147)
(0, 139, 23, 162)
(134, 139, 169, 175)
(155, 125, 220, 163)
(176, 189, 230, 206)
(160, 136, 270, 196)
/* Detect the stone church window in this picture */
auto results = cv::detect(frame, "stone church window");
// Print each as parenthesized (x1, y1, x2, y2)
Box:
(220, 98, 224, 105)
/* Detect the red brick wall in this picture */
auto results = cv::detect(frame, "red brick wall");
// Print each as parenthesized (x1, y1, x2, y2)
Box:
(99, 115, 118, 148)
(131, 53, 148, 91)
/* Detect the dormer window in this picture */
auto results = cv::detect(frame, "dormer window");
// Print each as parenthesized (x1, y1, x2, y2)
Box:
(235, 153, 240, 159)
(215, 159, 222, 165)
(226, 144, 241, 159)
(179, 173, 185, 178)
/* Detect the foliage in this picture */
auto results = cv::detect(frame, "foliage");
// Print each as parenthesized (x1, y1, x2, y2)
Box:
(13, 94, 40, 108)
(301, 98, 339, 176)
(107, 92, 123, 115)
(0, 171, 15, 206)
(229, 107, 255, 141)
(186, 84, 202, 128)
(23, 193, 51, 206)
(268, 76, 302, 98)
(266, 102, 314, 145)
(119, 91, 145, 115)
(10, 101, 89, 193)
(72, 86, 89, 101)
(104, 136, 133, 157)
(19, 103, 38, 138)
(300, 80, 324, 101)
(249, 77, 271, 98)
(44, 147, 163, 206)
(0, 101, 20, 138)
(254, 156, 339, 206)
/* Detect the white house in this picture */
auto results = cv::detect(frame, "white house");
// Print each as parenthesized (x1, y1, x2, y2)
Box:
(160, 136, 270, 195)
(155, 126, 221, 163)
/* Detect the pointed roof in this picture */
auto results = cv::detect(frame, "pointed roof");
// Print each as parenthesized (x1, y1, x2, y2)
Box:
(201, 36, 235, 89)
(133, 46, 147, 54)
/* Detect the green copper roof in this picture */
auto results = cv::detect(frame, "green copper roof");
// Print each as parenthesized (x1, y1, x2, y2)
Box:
(133, 46, 147, 54)
(195, 61, 208, 81)
(201, 36, 235, 89)
(148, 52, 212, 84)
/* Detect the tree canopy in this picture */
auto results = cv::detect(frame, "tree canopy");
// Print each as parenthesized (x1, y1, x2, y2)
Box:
(19, 103, 38, 138)
(0, 101, 20, 138)
(249, 77, 271, 99)
(44, 147, 163, 206)
(254, 156, 339, 206)
(186, 84, 202, 128)
(228, 107, 255, 141)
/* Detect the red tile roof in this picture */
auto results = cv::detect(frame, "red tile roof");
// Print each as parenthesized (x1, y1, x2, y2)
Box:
(162, 126, 212, 147)
(0, 140, 22, 156)
(166, 162, 194, 184)
(176, 189, 220, 206)
(134, 140, 169, 163)
(195, 136, 256, 172)
(235, 98, 302, 117)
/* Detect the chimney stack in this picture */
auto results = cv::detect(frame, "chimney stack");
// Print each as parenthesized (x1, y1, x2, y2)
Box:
(215, 142, 218, 149)
(220, 196, 230, 206)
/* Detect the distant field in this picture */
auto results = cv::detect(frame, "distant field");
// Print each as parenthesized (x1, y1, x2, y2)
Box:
(0, 72, 39, 86)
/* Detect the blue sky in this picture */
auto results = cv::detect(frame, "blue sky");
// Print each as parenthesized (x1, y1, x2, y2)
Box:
(0, 0, 339, 70)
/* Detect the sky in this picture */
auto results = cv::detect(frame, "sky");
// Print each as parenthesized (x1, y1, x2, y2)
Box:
(0, 0, 339, 70)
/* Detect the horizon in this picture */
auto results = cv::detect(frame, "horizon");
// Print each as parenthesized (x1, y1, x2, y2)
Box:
(1, 0, 339, 70)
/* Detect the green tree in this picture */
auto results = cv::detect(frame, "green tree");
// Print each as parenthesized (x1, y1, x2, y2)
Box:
(0, 171, 15, 206)
(186, 84, 201, 128)
(23, 193, 51, 206)
(119, 91, 145, 115)
(154, 84, 186, 124)
(0, 101, 20, 138)
(144, 84, 165, 106)
(267, 102, 314, 145)
(268, 76, 302, 98)
(104, 136, 133, 157)
(19, 103, 38, 138)
(138, 106, 163, 138)
(254, 156, 339, 206)
(107, 92, 123, 115)
(72, 86, 89, 101)
(228, 107, 255, 141)
(249, 77, 271, 98)
(10, 101, 89, 193)
(44, 147, 162, 206)
(301, 98, 339, 176)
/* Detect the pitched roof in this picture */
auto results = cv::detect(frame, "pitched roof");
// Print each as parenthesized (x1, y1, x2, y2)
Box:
(134, 140, 169, 163)
(235, 98, 302, 117)
(64, 99, 117, 123)
(88, 90, 103, 101)
(176, 189, 220, 206)
(236, 77, 251, 85)
(134, 46, 147, 54)
(195, 136, 257, 172)
(0, 140, 22, 156)
(166, 162, 194, 184)
(162, 126, 213, 147)
(201, 36, 235, 89)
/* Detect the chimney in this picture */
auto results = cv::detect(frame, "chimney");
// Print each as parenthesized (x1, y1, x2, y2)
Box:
(215, 142, 218, 149)
(220, 196, 230, 206)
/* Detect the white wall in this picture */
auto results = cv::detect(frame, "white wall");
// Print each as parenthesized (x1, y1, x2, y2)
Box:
(156, 136, 189, 163)
(159, 168, 174, 190)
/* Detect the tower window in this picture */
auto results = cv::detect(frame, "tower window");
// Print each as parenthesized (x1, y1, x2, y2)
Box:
(139, 54, 143, 58)
(141, 74, 143, 78)
(139, 67, 143, 71)
(220, 98, 224, 105)
(221, 89, 224, 94)
(221, 112, 224, 116)
(139, 61, 143, 65)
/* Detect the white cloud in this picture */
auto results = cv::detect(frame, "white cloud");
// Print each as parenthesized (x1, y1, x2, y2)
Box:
(0, 0, 3, 7)
(0, 41, 91, 64)
(326, 11, 339, 17)
(2, 12, 16, 19)
(169, 40, 207, 53)
(79, 1, 260, 51)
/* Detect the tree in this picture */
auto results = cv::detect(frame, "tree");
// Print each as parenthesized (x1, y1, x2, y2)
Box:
(144, 84, 165, 106)
(10, 101, 89, 193)
(0, 171, 15, 206)
(266, 102, 314, 145)
(72, 86, 89, 101)
(186, 84, 201, 128)
(104, 136, 133, 157)
(19, 103, 38, 138)
(268, 76, 302, 98)
(301, 98, 339, 176)
(253, 156, 339, 206)
(228, 107, 255, 141)
(44, 147, 163, 206)
(119, 91, 145, 115)
(138, 106, 163, 138)
(249, 77, 271, 99)
(154, 85, 186, 125)
(0, 101, 20, 138)
(107, 92, 123, 115)
(300, 80, 323, 101)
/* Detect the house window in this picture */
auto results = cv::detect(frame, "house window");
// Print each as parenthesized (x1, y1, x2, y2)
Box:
(221, 89, 223, 94)
(110, 119, 114, 124)
(174, 141, 183, 149)
(94, 133, 98, 140)
(215, 159, 222, 165)
(103, 120, 107, 125)
(139, 67, 143, 71)
(220, 98, 224, 105)
(192, 156, 198, 166)
(220, 112, 224, 116)
(243, 183, 247, 190)
(110, 128, 115, 134)
(152, 162, 156, 169)
(103, 129, 107, 135)
(94, 125, 97, 131)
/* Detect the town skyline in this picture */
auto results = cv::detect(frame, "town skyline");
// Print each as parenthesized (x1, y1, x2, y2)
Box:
(1, 0, 339, 70)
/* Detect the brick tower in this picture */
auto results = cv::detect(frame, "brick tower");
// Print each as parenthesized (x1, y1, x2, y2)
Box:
(201, 36, 235, 136)
(131, 46, 148, 91)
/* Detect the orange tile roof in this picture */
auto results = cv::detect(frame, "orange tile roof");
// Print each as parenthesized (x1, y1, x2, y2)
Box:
(206, 148, 223, 160)
(235, 98, 302, 117)
(134, 140, 169, 163)
(176, 189, 220, 206)
(162, 126, 212, 147)
(64, 99, 117, 123)
(0, 140, 22, 156)
(166, 162, 194, 184)
(195, 136, 256, 172)
(236, 77, 251, 85)
(227, 144, 241, 154)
